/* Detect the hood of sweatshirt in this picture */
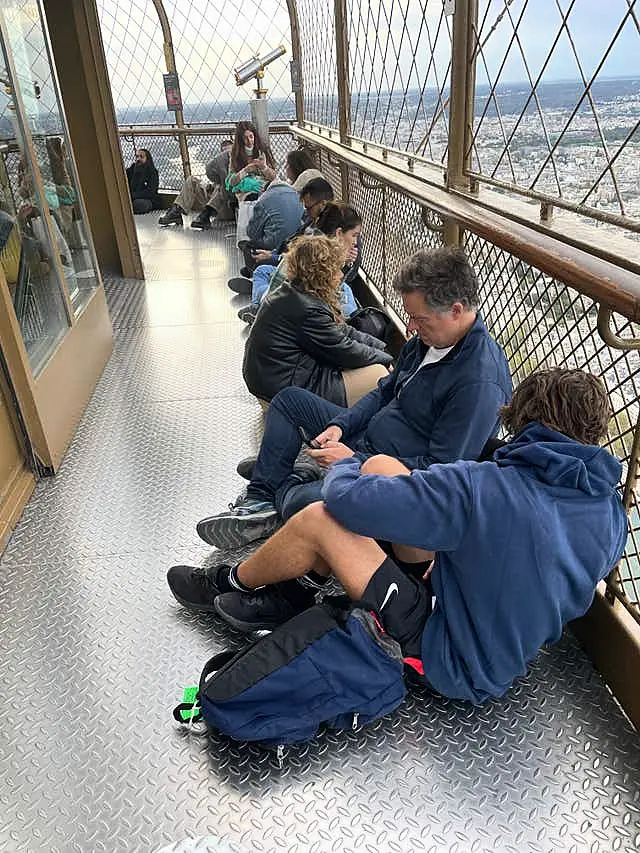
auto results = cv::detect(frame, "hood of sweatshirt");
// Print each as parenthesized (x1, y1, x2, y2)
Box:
(493, 421, 622, 496)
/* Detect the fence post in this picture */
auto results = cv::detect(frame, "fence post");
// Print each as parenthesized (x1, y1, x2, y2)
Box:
(151, 0, 191, 180)
(445, 0, 478, 246)
(286, 1, 305, 123)
(334, 0, 351, 202)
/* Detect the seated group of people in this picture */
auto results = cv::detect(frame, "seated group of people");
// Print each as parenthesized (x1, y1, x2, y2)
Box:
(166, 238, 628, 704)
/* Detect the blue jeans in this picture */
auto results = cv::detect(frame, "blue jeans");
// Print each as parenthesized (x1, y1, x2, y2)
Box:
(340, 282, 358, 317)
(247, 387, 353, 520)
(251, 264, 274, 305)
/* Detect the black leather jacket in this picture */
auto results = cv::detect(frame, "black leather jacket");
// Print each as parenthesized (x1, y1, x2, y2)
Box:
(242, 283, 393, 405)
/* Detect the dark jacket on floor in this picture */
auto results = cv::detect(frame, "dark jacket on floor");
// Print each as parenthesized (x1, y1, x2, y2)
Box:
(322, 423, 627, 703)
(328, 313, 512, 468)
(243, 282, 393, 405)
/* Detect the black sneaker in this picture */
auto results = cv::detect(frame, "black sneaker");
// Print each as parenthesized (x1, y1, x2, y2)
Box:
(239, 266, 252, 279)
(214, 584, 310, 632)
(196, 496, 280, 550)
(238, 303, 259, 325)
(236, 455, 257, 480)
(190, 209, 212, 230)
(227, 276, 253, 295)
(167, 562, 235, 611)
(158, 205, 183, 226)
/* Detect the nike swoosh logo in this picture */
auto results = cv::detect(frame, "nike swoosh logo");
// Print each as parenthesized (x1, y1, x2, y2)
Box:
(379, 582, 399, 612)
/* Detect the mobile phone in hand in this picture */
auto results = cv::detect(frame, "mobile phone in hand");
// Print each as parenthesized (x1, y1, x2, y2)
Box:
(298, 426, 321, 449)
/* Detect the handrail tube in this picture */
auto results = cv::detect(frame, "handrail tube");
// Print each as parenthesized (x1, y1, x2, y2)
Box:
(118, 123, 295, 136)
(285, 0, 304, 122)
(294, 124, 640, 322)
(467, 169, 640, 235)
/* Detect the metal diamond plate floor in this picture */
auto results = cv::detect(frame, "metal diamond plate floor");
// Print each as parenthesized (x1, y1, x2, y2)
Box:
(1, 214, 638, 853)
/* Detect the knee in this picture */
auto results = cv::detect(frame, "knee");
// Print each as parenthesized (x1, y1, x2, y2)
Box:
(288, 501, 329, 537)
(270, 385, 309, 413)
(361, 454, 411, 477)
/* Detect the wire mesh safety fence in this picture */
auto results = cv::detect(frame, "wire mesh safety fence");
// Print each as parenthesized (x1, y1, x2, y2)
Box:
(346, 166, 445, 316)
(346, 0, 453, 164)
(465, 230, 640, 613)
(296, 0, 339, 128)
(97, 0, 296, 125)
(470, 0, 640, 234)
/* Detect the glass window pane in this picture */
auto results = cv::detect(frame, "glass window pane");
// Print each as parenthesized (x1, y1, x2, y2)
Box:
(0, 73, 69, 375)
(3, 0, 100, 318)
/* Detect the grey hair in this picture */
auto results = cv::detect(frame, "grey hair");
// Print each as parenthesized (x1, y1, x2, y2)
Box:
(392, 247, 479, 312)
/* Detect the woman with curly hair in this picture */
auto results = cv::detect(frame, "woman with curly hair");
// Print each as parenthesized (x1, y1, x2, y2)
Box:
(242, 235, 392, 407)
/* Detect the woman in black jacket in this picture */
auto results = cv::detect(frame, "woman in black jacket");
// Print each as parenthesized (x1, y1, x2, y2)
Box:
(126, 149, 160, 214)
(243, 235, 393, 407)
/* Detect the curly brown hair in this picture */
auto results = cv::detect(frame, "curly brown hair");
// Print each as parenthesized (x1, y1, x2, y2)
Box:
(501, 368, 611, 445)
(286, 235, 346, 319)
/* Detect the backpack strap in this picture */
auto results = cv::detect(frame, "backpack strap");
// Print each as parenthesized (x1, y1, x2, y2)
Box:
(200, 650, 238, 682)
(172, 650, 239, 725)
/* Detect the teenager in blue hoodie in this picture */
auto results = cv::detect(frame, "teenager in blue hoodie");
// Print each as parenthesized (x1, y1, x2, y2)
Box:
(209, 368, 627, 702)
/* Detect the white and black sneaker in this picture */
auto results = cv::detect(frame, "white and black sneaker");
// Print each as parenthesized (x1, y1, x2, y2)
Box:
(196, 496, 280, 550)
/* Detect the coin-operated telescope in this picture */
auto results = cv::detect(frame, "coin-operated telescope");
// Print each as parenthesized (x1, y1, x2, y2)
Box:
(234, 46, 287, 143)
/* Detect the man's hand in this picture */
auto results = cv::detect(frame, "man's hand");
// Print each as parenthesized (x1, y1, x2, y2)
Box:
(253, 248, 273, 264)
(306, 441, 353, 467)
(314, 425, 343, 446)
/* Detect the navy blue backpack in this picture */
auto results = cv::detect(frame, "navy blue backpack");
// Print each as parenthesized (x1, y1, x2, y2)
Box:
(173, 596, 407, 751)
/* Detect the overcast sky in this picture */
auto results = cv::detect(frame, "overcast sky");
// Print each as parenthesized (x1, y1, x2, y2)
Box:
(98, 0, 640, 108)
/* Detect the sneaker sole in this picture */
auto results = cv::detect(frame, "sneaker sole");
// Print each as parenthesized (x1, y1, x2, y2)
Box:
(213, 596, 282, 633)
(190, 223, 211, 230)
(196, 511, 280, 550)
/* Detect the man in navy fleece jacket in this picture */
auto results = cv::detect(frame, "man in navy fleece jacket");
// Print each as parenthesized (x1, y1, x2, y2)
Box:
(212, 368, 627, 703)
(168, 247, 511, 614)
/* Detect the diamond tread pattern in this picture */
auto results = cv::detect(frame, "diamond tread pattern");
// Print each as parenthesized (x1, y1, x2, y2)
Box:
(0, 214, 638, 853)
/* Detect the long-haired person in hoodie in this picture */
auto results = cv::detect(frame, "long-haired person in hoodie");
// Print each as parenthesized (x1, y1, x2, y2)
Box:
(207, 367, 626, 705)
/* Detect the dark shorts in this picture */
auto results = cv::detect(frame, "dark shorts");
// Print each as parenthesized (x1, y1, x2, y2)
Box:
(360, 556, 432, 660)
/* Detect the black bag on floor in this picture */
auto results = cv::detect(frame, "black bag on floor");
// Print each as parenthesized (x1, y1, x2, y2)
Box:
(346, 306, 393, 343)
(173, 596, 406, 750)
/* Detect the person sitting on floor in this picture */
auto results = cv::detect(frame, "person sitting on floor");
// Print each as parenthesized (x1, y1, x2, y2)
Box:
(231, 176, 334, 299)
(225, 121, 276, 202)
(242, 234, 392, 408)
(190, 139, 236, 229)
(284, 147, 323, 193)
(158, 139, 234, 228)
(236, 175, 304, 281)
(167, 246, 512, 608)
(238, 201, 362, 326)
(236, 148, 322, 280)
(126, 148, 160, 215)
(173, 367, 627, 706)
